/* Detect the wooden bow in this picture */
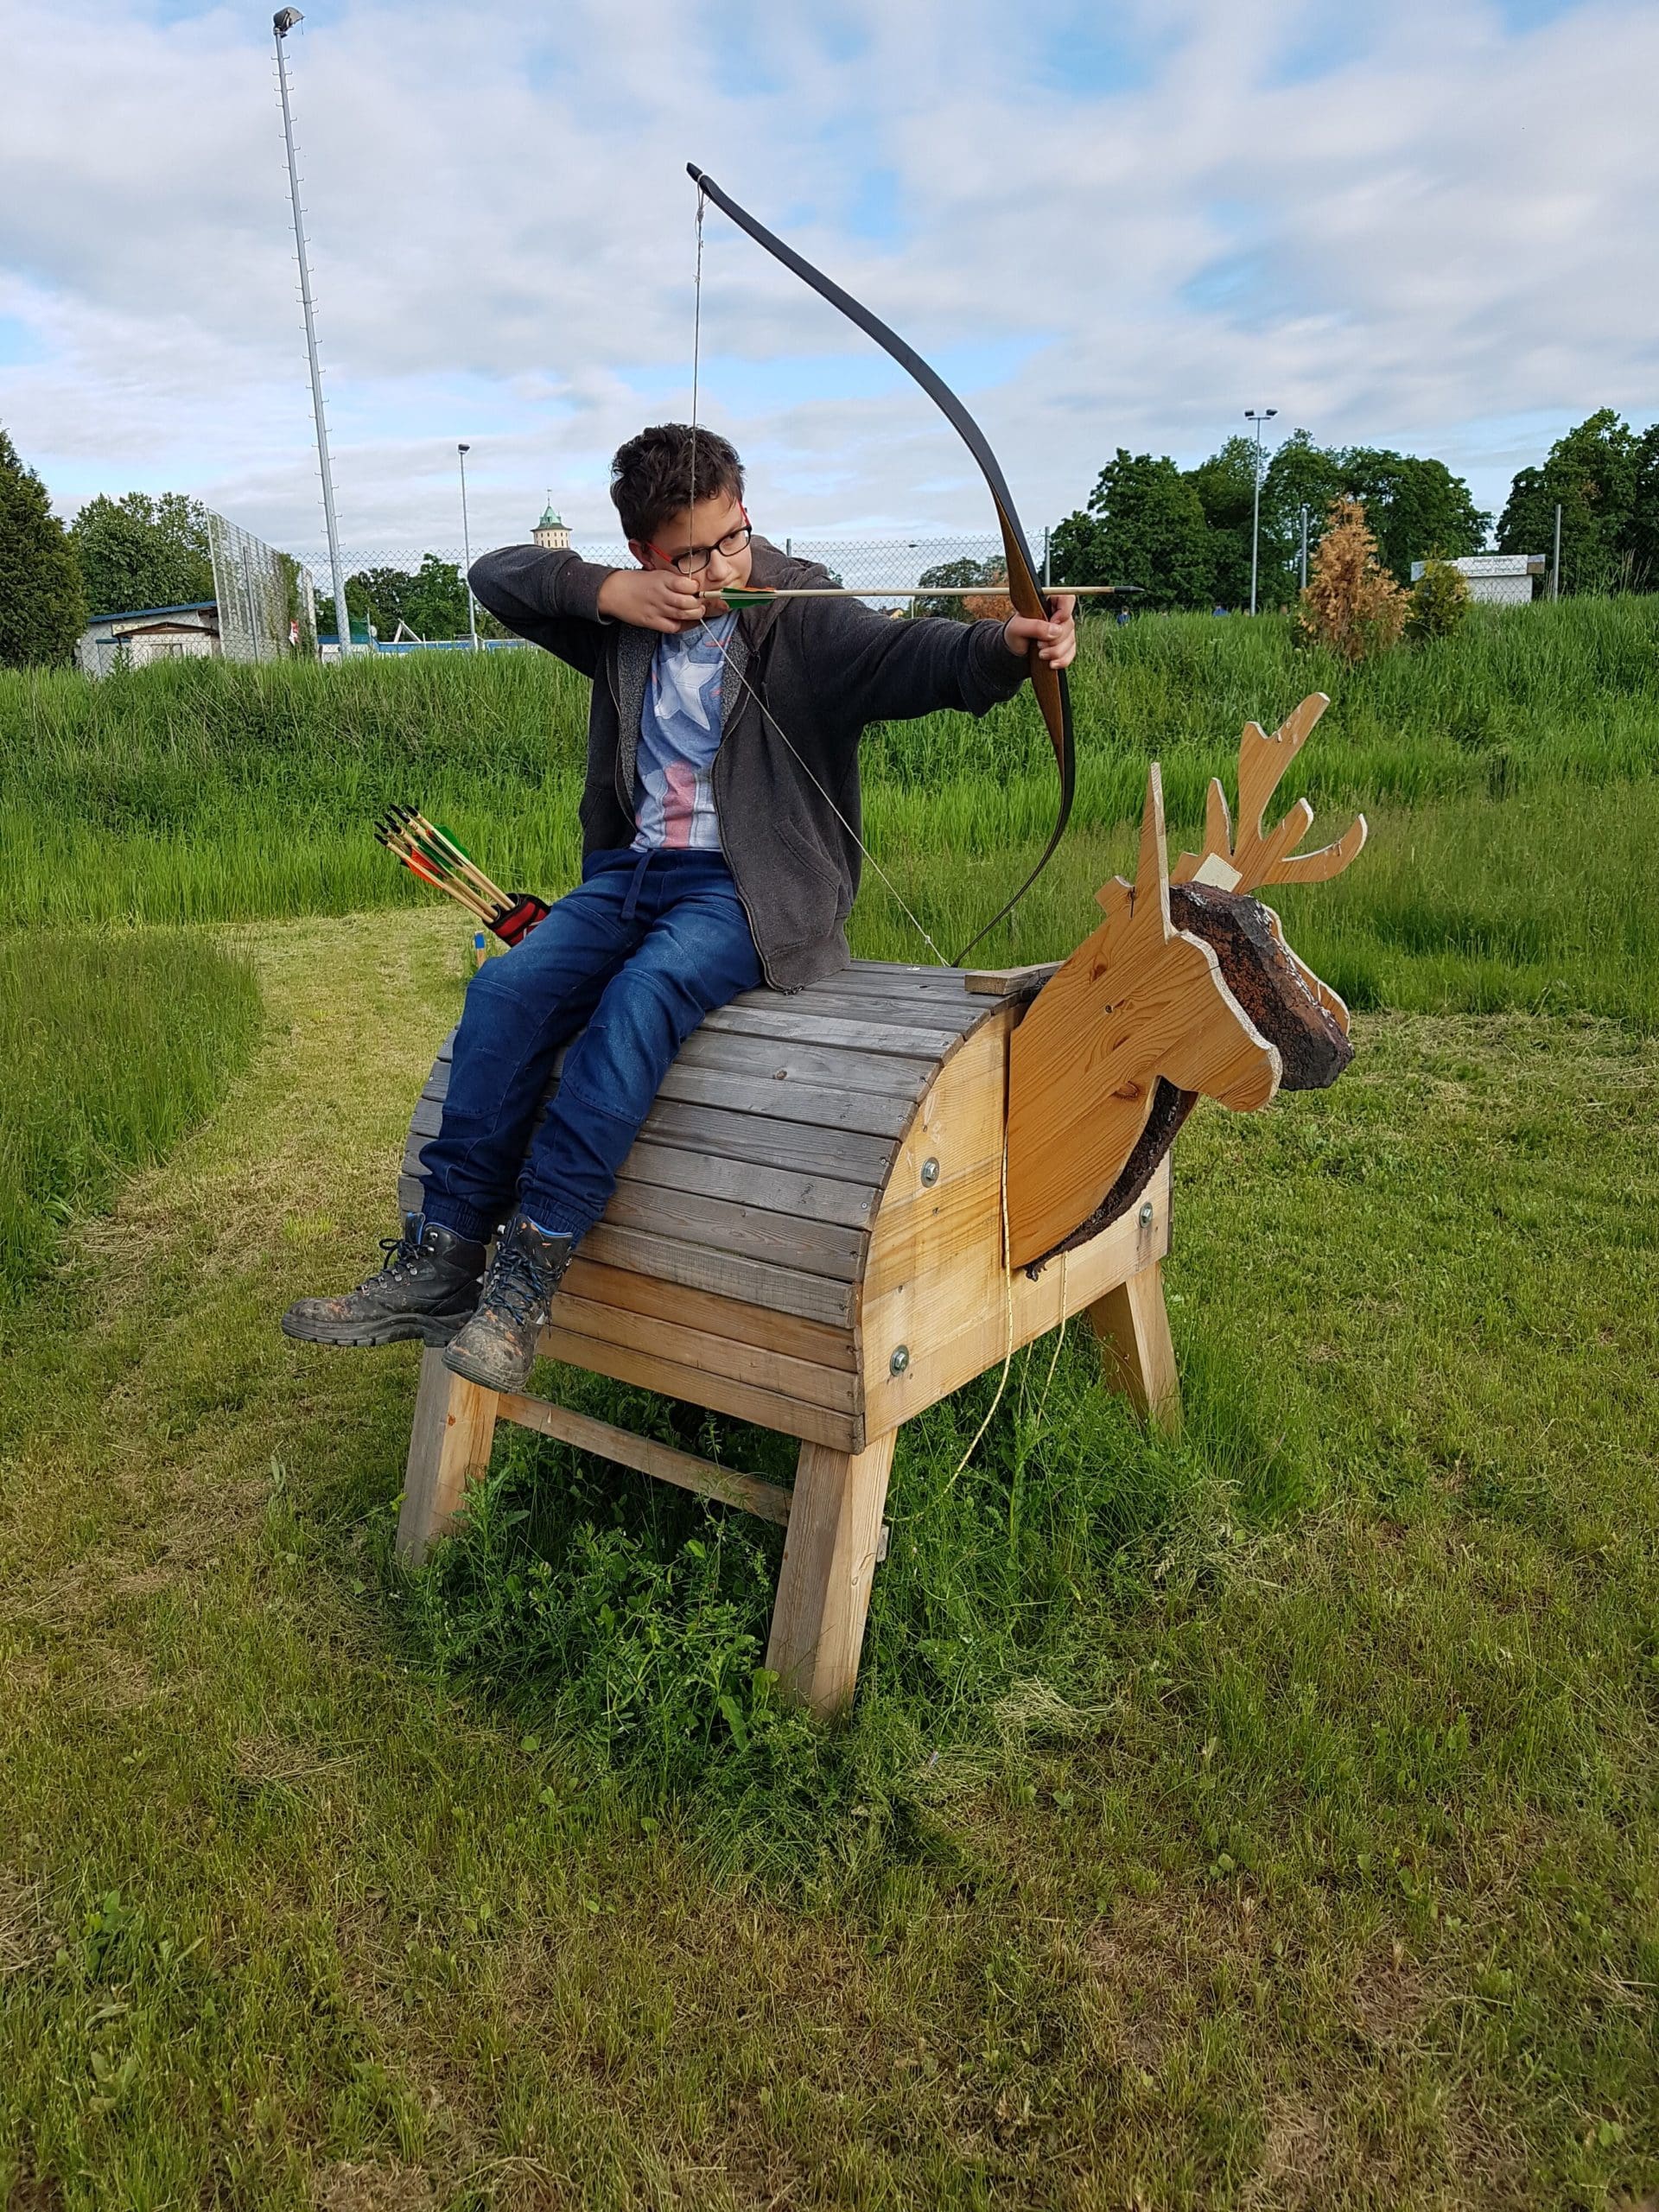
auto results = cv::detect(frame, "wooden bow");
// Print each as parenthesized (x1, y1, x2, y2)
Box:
(688, 165, 1076, 965)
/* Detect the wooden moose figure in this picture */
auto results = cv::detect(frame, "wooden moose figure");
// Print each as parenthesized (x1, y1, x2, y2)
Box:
(396, 694, 1366, 1717)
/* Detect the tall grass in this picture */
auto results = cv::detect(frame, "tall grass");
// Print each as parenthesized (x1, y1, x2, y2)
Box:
(2, 598, 1654, 929)
(0, 931, 261, 1307)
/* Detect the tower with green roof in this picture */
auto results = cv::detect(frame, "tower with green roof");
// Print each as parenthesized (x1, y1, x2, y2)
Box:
(532, 495, 571, 551)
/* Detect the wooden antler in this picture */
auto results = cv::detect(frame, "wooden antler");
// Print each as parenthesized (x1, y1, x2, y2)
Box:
(1172, 694, 1368, 893)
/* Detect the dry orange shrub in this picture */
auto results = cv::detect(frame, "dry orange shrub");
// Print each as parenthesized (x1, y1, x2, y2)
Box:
(963, 567, 1014, 622)
(1297, 498, 1407, 663)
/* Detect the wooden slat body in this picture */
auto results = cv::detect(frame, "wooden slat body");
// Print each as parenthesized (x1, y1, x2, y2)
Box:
(397, 961, 1168, 1448)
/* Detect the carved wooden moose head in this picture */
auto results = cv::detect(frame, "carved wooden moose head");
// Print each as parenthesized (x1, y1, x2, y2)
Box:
(1005, 693, 1364, 1271)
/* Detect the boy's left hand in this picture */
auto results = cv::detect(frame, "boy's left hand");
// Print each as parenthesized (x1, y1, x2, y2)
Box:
(1002, 595, 1077, 671)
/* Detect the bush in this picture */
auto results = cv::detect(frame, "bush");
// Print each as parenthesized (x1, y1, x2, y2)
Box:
(1297, 497, 1407, 663)
(1407, 554, 1472, 644)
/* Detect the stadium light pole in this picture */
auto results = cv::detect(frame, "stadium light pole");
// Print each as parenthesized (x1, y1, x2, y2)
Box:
(457, 442, 480, 652)
(273, 9, 353, 658)
(1244, 407, 1277, 614)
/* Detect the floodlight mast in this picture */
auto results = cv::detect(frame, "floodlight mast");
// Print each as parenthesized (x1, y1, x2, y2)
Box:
(457, 442, 480, 652)
(1244, 407, 1278, 615)
(273, 9, 353, 657)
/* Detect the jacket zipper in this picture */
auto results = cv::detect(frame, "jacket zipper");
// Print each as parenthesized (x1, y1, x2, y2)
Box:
(711, 671, 779, 991)
(605, 640, 631, 815)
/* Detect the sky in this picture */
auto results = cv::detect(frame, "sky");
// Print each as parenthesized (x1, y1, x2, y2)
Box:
(0, 0, 1655, 564)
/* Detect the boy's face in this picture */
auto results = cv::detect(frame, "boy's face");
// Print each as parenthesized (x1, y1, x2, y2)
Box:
(631, 489, 754, 607)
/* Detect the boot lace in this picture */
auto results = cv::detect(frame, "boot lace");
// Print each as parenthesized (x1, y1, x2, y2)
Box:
(369, 1226, 425, 1289)
(485, 1232, 554, 1327)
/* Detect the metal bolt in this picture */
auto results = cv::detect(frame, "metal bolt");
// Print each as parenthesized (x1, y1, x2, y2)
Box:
(920, 1157, 940, 1187)
(1139, 1200, 1155, 1227)
(889, 1344, 911, 1376)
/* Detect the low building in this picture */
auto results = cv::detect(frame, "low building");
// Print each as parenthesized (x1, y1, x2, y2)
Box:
(1410, 554, 1547, 606)
(77, 601, 219, 677)
(532, 497, 572, 551)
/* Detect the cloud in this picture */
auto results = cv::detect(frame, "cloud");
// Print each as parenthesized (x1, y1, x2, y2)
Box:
(0, 0, 1653, 561)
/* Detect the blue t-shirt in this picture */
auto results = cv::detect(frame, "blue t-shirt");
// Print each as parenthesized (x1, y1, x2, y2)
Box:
(632, 612, 739, 852)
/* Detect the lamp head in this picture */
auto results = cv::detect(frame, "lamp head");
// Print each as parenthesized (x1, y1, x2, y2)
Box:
(274, 9, 302, 35)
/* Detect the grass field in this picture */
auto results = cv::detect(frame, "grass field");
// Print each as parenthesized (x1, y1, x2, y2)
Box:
(0, 607, 1656, 2206)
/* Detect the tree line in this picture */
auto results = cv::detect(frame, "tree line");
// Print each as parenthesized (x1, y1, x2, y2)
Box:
(3, 410, 1659, 668)
(926, 410, 1659, 615)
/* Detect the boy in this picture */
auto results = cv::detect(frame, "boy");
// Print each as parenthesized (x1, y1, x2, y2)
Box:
(283, 423, 1075, 1392)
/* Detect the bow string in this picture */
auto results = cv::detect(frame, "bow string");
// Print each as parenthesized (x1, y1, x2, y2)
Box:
(687, 164, 1077, 968)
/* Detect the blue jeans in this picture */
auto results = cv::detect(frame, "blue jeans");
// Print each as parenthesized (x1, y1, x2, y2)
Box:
(419, 847, 761, 1244)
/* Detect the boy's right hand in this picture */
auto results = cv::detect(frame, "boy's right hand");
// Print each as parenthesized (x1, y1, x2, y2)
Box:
(597, 568, 706, 633)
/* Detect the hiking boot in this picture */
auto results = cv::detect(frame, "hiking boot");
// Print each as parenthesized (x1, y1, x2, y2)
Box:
(441, 1213, 573, 1394)
(281, 1214, 486, 1349)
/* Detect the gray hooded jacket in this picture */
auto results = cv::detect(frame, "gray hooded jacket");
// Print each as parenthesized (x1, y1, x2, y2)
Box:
(467, 534, 1029, 989)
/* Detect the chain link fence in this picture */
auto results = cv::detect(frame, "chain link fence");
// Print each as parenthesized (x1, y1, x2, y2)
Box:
(283, 531, 1050, 645)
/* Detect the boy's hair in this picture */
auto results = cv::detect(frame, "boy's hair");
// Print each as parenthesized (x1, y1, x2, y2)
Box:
(609, 423, 745, 543)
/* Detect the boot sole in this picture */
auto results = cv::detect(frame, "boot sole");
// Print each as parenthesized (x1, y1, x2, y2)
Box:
(441, 1342, 534, 1393)
(280, 1311, 469, 1350)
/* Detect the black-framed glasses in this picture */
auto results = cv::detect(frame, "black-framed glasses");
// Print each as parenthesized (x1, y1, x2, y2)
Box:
(647, 511, 753, 576)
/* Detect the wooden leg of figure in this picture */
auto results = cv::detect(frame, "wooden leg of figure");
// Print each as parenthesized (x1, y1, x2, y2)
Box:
(1089, 1261, 1182, 1436)
(766, 1429, 899, 1719)
(395, 1346, 499, 1563)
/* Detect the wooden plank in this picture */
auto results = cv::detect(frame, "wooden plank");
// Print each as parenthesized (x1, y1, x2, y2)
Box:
(674, 1029, 939, 1098)
(395, 1350, 498, 1562)
(599, 1182, 867, 1277)
(963, 963, 1059, 996)
(1090, 1261, 1181, 1433)
(578, 1223, 856, 1329)
(638, 1098, 894, 1187)
(545, 1290, 856, 1412)
(534, 1317, 859, 1451)
(649, 1061, 918, 1138)
(617, 1138, 881, 1230)
(764, 1429, 899, 1715)
(415, 1071, 908, 1164)
(810, 964, 969, 995)
(539, 1046, 919, 1139)
(699, 1005, 966, 1058)
(724, 988, 971, 1034)
(562, 1254, 857, 1371)
(495, 1390, 794, 1525)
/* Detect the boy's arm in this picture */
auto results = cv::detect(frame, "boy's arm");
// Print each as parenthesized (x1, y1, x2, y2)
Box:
(467, 545, 617, 675)
(812, 599, 1039, 728)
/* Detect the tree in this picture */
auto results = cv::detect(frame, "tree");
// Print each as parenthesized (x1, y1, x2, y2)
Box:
(402, 554, 474, 640)
(1184, 435, 1257, 609)
(912, 555, 1003, 621)
(0, 426, 87, 669)
(1262, 430, 1348, 601)
(1049, 449, 1214, 613)
(1629, 424, 1659, 591)
(1298, 498, 1407, 663)
(68, 491, 215, 614)
(1497, 409, 1643, 594)
(1338, 449, 1487, 583)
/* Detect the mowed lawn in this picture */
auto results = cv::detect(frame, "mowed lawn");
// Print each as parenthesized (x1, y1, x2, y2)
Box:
(0, 888, 1655, 2209)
